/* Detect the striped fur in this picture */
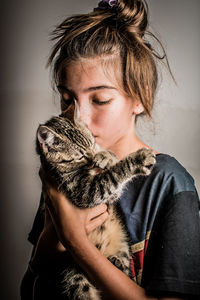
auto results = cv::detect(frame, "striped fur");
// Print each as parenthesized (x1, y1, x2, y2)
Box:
(36, 116, 155, 299)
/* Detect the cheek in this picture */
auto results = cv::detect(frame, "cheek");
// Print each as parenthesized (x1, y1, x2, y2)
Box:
(108, 104, 133, 128)
(94, 110, 119, 132)
(91, 98, 134, 136)
(95, 110, 131, 138)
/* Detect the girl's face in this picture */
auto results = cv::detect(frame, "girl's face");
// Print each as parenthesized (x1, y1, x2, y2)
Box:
(58, 59, 144, 157)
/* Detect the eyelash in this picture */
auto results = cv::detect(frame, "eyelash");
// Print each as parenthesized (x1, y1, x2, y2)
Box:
(92, 99, 111, 105)
(61, 97, 111, 107)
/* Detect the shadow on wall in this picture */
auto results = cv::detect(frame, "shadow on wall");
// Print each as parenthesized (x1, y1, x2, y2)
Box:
(0, 90, 58, 299)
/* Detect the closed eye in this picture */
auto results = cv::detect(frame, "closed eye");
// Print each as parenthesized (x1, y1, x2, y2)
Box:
(92, 99, 111, 105)
(59, 156, 85, 164)
(59, 159, 74, 163)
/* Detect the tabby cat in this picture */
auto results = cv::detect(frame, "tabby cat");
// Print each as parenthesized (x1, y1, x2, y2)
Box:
(36, 104, 155, 300)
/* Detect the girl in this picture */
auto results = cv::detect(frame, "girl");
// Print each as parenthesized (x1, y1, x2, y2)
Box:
(21, 0, 200, 299)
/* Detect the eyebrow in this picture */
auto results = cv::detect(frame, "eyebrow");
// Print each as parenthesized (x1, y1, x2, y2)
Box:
(84, 85, 116, 92)
(57, 85, 116, 94)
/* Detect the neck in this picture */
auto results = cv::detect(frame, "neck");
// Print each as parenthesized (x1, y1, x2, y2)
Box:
(108, 133, 150, 160)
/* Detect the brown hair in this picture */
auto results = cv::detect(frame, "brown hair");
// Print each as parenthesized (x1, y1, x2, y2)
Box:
(47, 0, 173, 117)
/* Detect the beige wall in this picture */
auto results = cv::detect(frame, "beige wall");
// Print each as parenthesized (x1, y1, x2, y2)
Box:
(0, 0, 199, 299)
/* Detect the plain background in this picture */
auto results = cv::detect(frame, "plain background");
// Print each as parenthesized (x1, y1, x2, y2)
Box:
(0, 0, 199, 299)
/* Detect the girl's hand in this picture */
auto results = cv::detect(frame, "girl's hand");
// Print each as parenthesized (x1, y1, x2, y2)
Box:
(39, 167, 109, 245)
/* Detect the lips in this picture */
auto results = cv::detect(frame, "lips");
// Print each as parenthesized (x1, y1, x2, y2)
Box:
(91, 133, 98, 138)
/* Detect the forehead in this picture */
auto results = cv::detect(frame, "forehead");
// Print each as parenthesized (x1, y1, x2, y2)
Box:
(59, 57, 123, 91)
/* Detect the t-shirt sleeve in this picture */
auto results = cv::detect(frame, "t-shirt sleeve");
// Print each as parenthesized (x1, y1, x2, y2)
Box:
(142, 190, 200, 297)
(28, 194, 45, 245)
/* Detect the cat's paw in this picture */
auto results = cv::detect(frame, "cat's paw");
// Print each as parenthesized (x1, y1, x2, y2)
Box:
(131, 148, 156, 175)
(93, 150, 118, 169)
(108, 255, 130, 276)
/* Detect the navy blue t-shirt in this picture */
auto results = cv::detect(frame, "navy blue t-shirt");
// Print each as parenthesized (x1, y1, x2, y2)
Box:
(28, 154, 200, 298)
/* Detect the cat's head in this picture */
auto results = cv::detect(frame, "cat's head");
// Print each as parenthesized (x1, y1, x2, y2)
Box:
(36, 115, 96, 165)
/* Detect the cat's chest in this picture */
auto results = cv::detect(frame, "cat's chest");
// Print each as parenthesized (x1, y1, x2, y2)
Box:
(88, 206, 127, 257)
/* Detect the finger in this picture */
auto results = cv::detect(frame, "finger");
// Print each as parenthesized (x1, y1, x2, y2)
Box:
(86, 211, 109, 234)
(88, 203, 108, 220)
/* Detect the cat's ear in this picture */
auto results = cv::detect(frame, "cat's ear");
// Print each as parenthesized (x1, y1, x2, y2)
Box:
(59, 100, 80, 124)
(73, 100, 80, 123)
(37, 126, 61, 151)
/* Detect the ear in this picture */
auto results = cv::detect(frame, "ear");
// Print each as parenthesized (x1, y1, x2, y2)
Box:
(37, 126, 58, 151)
(60, 100, 80, 124)
(132, 100, 144, 115)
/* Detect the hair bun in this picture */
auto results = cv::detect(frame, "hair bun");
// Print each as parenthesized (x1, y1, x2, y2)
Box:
(116, 0, 148, 36)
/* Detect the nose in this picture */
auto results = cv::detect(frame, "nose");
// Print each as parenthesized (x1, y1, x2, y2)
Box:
(78, 102, 91, 128)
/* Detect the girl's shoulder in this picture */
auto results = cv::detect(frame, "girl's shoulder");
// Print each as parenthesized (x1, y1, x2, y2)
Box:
(120, 153, 198, 213)
(153, 153, 197, 195)
(119, 153, 199, 247)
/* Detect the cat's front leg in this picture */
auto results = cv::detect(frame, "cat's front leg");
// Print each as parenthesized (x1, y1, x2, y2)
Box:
(93, 150, 118, 169)
(65, 148, 155, 208)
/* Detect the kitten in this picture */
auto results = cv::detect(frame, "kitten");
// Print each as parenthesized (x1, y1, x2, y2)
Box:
(36, 104, 155, 299)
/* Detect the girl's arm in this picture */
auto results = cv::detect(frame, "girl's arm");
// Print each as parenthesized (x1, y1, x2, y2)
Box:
(44, 185, 186, 300)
